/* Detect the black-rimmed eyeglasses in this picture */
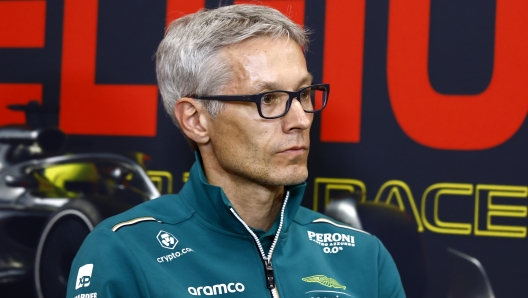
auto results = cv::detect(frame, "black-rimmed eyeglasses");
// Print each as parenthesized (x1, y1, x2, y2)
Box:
(193, 83, 329, 119)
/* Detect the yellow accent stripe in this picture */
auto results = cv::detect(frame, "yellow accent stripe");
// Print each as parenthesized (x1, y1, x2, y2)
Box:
(111, 216, 158, 232)
(312, 218, 370, 235)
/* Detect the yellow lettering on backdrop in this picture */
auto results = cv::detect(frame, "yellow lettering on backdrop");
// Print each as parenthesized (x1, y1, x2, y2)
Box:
(313, 178, 366, 212)
(474, 184, 527, 238)
(147, 170, 173, 194)
(374, 180, 424, 232)
(311, 177, 528, 238)
(421, 183, 473, 235)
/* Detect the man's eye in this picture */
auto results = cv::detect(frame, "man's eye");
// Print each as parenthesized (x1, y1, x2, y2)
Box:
(300, 88, 311, 100)
(262, 93, 275, 104)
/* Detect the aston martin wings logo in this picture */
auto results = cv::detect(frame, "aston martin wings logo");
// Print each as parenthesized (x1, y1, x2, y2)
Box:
(302, 275, 346, 290)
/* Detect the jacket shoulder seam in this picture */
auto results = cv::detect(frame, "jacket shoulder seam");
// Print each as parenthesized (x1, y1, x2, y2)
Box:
(312, 217, 371, 235)
(111, 216, 159, 232)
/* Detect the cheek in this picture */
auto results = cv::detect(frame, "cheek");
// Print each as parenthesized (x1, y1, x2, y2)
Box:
(258, 126, 285, 155)
(244, 129, 274, 160)
(235, 121, 273, 145)
(212, 118, 257, 154)
(212, 107, 281, 158)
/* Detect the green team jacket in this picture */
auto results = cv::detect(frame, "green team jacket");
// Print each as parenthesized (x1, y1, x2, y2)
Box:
(67, 156, 405, 298)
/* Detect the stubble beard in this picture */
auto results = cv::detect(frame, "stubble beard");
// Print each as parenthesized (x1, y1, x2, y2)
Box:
(215, 148, 310, 187)
(229, 162, 308, 187)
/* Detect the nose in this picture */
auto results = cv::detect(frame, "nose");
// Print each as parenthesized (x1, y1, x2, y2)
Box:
(282, 98, 312, 132)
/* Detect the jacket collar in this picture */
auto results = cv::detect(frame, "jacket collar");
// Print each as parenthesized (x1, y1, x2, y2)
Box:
(178, 151, 306, 236)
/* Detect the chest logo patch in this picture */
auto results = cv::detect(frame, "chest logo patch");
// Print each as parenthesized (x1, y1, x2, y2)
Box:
(157, 230, 178, 249)
(307, 231, 355, 254)
(302, 275, 346, 290)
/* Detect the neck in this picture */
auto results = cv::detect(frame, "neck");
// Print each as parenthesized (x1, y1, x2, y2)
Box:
(224, 180, 284, 231)
(200, 152, 284, 231)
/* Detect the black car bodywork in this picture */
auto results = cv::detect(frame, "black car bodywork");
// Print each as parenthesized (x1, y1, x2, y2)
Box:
(0, 126, 160, 298)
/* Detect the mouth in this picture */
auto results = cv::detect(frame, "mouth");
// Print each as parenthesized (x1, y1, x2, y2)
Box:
(278, 146, 308, 155)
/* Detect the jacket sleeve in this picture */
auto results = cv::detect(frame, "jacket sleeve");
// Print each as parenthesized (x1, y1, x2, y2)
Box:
(66, 227, 150, 298)
(376, 237, 406, 298)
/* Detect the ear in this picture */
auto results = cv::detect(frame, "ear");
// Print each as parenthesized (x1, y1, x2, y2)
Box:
(174, 98, 211, 145)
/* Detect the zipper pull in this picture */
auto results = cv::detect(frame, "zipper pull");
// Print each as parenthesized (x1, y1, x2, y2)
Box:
(264, 259, 275, 289)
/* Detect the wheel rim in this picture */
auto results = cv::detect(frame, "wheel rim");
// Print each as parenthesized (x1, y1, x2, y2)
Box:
(34, 210, 94, 298)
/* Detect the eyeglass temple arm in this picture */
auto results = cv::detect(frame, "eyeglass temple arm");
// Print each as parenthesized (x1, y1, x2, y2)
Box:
(193, 95, 254, 102)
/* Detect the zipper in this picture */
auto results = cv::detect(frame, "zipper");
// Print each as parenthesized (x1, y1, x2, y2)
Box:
(229, 191, 290, 298)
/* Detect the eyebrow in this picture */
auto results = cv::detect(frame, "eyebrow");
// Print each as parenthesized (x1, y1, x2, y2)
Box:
(252, 73, 314, 93)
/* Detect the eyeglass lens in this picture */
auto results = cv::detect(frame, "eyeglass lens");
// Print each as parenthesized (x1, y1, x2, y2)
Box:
(259, 86, 326, 118)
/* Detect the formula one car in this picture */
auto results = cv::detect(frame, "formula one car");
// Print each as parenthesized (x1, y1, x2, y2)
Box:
(0, 107, 160, 298)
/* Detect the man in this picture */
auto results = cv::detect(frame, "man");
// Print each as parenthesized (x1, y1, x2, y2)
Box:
(67, 4, 404, 298)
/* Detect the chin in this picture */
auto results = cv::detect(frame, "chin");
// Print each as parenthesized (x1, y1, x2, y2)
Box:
(282, 177, 307, 186)
(240, 162, 308, 186)
(275, 167, 308, 186)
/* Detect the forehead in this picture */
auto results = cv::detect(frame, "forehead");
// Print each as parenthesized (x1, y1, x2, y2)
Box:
(220, 36, 311, 93)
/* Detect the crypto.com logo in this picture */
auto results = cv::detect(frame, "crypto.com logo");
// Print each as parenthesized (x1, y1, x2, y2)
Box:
(157, 230, 178, 249)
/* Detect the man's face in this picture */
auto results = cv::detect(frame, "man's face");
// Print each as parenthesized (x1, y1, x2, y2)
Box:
(206, 36, 313, 187)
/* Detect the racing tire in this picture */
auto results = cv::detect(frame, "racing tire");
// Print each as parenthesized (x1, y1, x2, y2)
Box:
(34, 199, 102, 298)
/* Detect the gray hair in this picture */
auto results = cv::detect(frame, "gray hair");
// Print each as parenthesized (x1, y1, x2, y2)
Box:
(156, 4, 309, 129)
